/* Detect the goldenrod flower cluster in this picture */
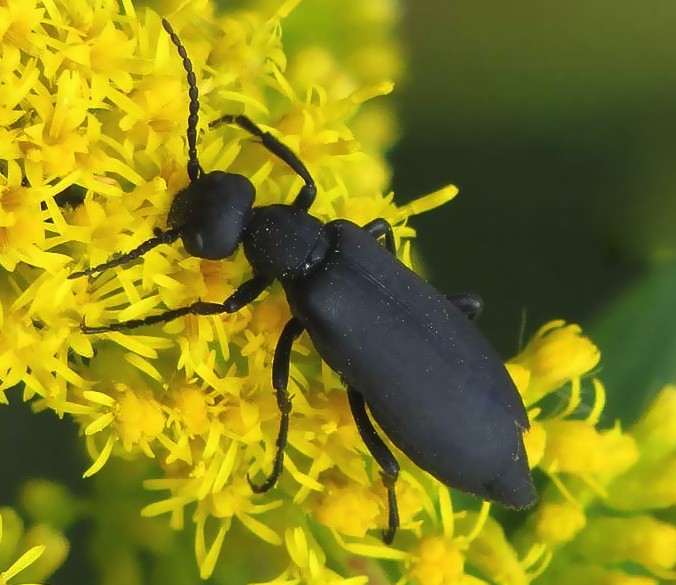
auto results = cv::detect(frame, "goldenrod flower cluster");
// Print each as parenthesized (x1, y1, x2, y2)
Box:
(0, 0, 673, 583)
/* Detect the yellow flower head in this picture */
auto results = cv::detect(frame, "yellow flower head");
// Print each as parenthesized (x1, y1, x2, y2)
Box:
(512, 320, 600, 405)
(313, 481, 381, 538)
(410, 536, 465, 585)
(571, 515, 676, 579)
(606, 385, 676, 510)
(532, 502, 587, 547)
(541, 420, 638, 483)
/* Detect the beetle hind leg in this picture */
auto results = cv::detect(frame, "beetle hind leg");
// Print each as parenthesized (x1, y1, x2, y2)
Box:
(347, 386, 400, 544)
(248, 317, 305, 493)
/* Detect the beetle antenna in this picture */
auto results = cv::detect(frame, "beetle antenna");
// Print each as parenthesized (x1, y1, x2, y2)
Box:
(162, 18, 203, 182)
(68, 227, 182, 279)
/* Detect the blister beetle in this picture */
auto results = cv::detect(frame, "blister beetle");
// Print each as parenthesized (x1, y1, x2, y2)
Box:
(69, 18, 536, 543)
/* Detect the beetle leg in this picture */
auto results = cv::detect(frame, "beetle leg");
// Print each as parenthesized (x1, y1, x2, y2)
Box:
(246, 317, 304, 494)
(347, 386, 400, 544)
(446, 292, 483, 320)
(80, 275, 272, 333)
(362, 218, 396, 256)
(208, 114, 317, 211)
(248, 317, 305, 493)
(222, 274, 274, 312)
(68, 228, 183, 279)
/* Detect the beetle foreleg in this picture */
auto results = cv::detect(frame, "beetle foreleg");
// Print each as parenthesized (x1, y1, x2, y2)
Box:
(208, 114, 317, 211)
(446, 292, 483, 320)
(362, 218, 396, 256)
(80, 275, 272, 333)
(222, 274, 273, 312)
(248, 317, 305, 493)
(347, 386, 400, 544)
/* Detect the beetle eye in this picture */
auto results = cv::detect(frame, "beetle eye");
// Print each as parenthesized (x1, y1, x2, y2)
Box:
(183, 231, 204, 256)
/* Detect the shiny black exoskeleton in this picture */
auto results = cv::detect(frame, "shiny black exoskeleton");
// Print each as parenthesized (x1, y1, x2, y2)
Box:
(69, 18, 536, 543)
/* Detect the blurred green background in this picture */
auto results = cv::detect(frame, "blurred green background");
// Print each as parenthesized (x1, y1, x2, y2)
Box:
(391, 0, 676, 424)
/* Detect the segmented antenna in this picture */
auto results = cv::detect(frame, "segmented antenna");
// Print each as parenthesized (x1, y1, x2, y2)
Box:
(162, 18, 203, 182)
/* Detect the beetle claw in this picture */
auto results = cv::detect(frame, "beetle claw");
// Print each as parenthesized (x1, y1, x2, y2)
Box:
(382, 527, 395, 545)
(247, 472, 276, 494)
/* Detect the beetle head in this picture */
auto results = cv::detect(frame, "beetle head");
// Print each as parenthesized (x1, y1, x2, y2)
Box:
(168, 170, 255, 260)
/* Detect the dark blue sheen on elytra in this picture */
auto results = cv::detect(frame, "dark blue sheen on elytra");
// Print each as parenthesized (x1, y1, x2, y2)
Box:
(282, 219, 535, 508)
(70, 18, 536, 544)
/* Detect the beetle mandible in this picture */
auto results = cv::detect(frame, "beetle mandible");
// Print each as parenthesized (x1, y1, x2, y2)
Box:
(69, 18, 536, 543)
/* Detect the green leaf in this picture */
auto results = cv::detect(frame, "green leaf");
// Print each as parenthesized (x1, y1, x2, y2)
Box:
(592, 261, 676, 425)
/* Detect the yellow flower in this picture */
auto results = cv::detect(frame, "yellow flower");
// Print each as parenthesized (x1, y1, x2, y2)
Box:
(410, 536, 465, 585)
(511, 320, 601, 406)
(281, 526, 369, 585)
(531, 502, 587, 547)
(540, 420, 639, 493)
(571, 515, 676, 577)
(606, 385, 676, 510)
(313, 480, 381, 538)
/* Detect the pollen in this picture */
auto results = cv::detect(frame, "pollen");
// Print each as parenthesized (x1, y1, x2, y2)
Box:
(116, 389, 165, 450)
(313, 482, 381, 538)
(172, 386, 212, 436)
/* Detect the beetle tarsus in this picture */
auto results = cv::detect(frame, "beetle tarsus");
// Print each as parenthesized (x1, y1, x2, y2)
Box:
(247, 466, 279, 494)
(247, 412, 287, 494)
(223, 275, 273, 313)
(347, 386, 401, 543)
(381, 472, 400, 545)
(249, 318, 304, 493)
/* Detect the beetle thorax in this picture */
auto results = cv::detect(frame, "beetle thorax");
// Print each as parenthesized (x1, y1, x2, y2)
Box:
(242, 205, 328, 280)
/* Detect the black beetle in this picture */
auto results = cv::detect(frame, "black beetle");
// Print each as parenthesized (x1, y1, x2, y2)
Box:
(69, 19, 536, 543)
